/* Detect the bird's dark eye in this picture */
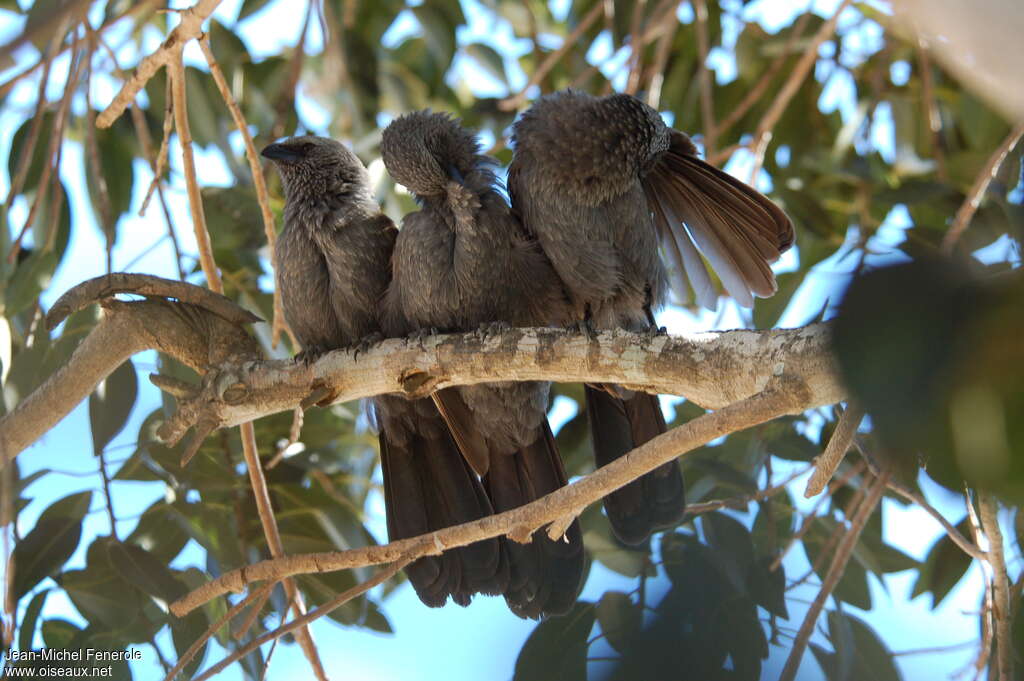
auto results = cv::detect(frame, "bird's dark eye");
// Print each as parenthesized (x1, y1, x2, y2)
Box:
(298, 142, 316, 154)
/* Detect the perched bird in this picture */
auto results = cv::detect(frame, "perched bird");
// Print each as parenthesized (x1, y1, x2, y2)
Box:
(262, 135, 508, 608)
(380, 111, 585, 618)
(509, 90, 794, 545)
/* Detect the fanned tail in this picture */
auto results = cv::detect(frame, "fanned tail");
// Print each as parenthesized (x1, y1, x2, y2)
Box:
(644, 130, 794, 309)
(482, 422, 585, 619)
(585, 385, 686, 545)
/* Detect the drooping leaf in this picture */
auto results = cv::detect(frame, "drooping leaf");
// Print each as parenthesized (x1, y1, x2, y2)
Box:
(514, 601, 596, 681)
(89, 358, 138, 456)
(595, 591, 641, 653)
(10, 491, 92, 600)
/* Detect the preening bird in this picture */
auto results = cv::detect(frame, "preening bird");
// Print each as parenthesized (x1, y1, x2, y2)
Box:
(262, 135, 508, 608)
(380, 111, 585, 618)
(509, 90, 794, 544)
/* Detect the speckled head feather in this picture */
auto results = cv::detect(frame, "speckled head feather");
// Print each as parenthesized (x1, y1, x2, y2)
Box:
(380, 111, 495, 198)
(510, 90, 672, 205)
(261, 135, 373, 205)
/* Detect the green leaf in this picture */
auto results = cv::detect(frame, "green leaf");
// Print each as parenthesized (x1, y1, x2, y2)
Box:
(11, 491, 92, 600)
(514, 601, 595, 681)
(89, 358, 138, 455)
(59, 538, 161, 642)
(747, 556, 788, 618)
(804, 517, 872, 610)
(41, 619, 81, 649)
(125, 500, 190, 563)
(595, 591, 641, 653)
(107, 541, 187, 602)
(464, 43, 507, 85)
(171, 606, 210, 679)
(581, 505, 650, 578)
(702, 512, 755, 591)
(238, 0, 275, 20)
(17, 588, 48, 652)
(828, 611, 903, 681)
(7, 113, 54, 195)
(910, 519, 973, 608)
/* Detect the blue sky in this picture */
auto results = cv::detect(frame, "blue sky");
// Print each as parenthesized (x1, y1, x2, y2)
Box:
(0, 0, 1005, 678)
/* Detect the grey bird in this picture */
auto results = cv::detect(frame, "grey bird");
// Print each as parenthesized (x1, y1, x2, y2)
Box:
(262, 135, 508, 608)
(380, 111, 585, 619)
(508, 90, 794, 545)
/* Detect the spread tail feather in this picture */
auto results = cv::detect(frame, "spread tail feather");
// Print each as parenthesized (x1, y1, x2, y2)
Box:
(644, 130, 794, 309)
(483, 422, 585, 618)
(585, 385, 686, 545)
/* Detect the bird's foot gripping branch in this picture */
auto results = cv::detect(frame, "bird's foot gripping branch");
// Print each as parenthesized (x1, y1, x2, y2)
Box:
(1, 272, 846, 467)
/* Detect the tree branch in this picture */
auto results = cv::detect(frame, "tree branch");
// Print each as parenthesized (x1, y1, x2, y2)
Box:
(979, 493, 1013, 681)
(804, 402, 864, 497)
(155, 323, 842, 447)
(0, 275, 260, 464)
(172, 381, 809, 616)
(780, 468, 891, 681)
(95, 0, 222, 129)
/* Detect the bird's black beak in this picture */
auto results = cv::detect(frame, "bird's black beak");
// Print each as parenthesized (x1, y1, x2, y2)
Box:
(261, 143, 304, 163)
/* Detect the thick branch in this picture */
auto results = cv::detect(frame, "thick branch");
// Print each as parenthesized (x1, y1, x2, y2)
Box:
(172, 382, 807, 615)
(1, 295, 259, 463)
(45, 273, 261, 331)
(157, 323, 842, 444)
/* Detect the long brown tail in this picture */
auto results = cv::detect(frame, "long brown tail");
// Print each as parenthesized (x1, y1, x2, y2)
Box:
(482, 422, 585, 618)
(585, 385, 686, 545)
(377, 397, 509, 607)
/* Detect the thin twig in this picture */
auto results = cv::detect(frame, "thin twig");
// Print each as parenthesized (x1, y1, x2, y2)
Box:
(4, 26, 63, 211)
(884, 479, 984, 561)
(748, 0, 852, 184)
(8, 37, 86, 264)
(169, 50, 221, 293)
(173, 383, 807, 615)
(189, 558, 410, 681)
(693, 0, 716, 159)
(84, 56, 115, 273)
(140, 77, 175, 219)
(644, 8, 678, 109)
(161, 582, 275, 681)
(715, 5, 813, 137)
(96, 0, 222, 128)
(266, 408, 304, 469)
(685, 465, 809, 515)
(624, 0, 648, 95)
(237, 422, 328, 681)
(772, 458, 866, 572)
(199, 35, 294, 349)
(941, 122, 1024, 254)
(804, 402, 864, 497)
(780, 468, 891, 681)
(965, 490, 993, 680)
(498, 1, 605, 111)
(979, 493, 1012, 681)
(916, 38, 948, 182)
(270, 0, 314, 140)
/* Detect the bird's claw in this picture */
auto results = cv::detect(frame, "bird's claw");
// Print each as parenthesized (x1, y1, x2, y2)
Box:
(643, 324, 668, 339)
(477, 320, 511, 340)
(571, 318, 599, 341)
(351, 332, 385, 360)
(407, 327, 440, 351)
(295, 344, 328, 367)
